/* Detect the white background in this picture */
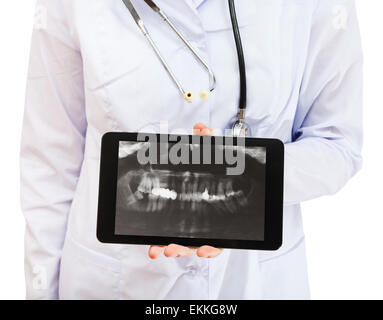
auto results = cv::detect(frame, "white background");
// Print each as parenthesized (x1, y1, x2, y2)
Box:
(0, 1, 382, 300)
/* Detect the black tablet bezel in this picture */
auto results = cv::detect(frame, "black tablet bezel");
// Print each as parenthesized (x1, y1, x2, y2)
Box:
(97, 132, 284, 251)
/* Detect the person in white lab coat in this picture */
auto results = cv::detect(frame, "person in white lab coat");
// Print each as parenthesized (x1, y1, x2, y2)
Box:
(20, 0, 363, 300)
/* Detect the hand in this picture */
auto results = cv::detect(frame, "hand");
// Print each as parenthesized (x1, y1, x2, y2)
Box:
(148, 123, 224, 259)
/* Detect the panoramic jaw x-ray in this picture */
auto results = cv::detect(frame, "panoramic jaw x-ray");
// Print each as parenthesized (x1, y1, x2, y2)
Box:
(115, 139, 266, 241)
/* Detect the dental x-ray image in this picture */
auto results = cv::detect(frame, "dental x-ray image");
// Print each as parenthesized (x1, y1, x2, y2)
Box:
(115, 140, 266, 241)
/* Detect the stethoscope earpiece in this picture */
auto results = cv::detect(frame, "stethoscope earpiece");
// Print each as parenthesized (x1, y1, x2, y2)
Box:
(122, 0, 216, 100)
(199, 90, 211, 101)
(184, 91, 194, 102)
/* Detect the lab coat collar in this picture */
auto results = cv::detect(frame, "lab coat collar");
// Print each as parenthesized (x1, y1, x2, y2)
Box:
(154, 0, 207, 41)
(160, 0, 207, 9)
(191, 0, 208, 9)
(157, 0, 207, 12)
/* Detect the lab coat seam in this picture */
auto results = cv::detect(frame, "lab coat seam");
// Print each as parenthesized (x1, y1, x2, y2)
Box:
(299, 137, 358, 194)
(199, 0, 250, 32)
(186, 7, 212, 128)
(299, 60, 362, 131)
(207, 259, 210, 300)
(194, 0, 205, 10)
(97, 85, 120, 131)
(85, 66, 142, 93)
(95, 7, 120, 132)
(36, 27, 81, 54)
(183, 0, 205, 34)
(64, 233, 122, 273)
(258, 236, 305, 264)
(295, 1, 321, 118)
(203, 40, 213, 127)
(203, 24, 250, 34)
(117, 277, 123, 300)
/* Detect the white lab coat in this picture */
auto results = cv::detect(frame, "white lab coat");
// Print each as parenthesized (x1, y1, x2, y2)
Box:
(20, 0, 363, 300)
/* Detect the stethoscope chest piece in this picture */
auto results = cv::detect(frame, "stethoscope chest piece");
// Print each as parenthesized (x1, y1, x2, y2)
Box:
(232, 119, 251, 137)
(231, 107, 250, 137)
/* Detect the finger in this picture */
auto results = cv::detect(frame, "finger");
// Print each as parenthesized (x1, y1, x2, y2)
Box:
(197, 246, 224, 258)
(193, 122, 208, 132)
(164, 244, 197, 258)
(148, 245, 166, 259)
(198, 127, 215, 136)
(193, 123, 215, 136)
(193, 123, 211, 136)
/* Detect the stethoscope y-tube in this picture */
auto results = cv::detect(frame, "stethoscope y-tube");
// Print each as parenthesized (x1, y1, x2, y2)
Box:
(121, 0, 249, 136)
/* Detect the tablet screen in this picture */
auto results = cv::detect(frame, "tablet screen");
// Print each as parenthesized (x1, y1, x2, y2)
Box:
(115, 138, 266, 241)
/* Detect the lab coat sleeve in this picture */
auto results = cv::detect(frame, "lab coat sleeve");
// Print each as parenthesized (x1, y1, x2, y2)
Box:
(20, 0, 86, 299)
(284, 0, 363, 205)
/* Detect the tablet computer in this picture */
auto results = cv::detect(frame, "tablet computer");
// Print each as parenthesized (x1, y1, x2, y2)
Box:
(97, 132, 284, 250)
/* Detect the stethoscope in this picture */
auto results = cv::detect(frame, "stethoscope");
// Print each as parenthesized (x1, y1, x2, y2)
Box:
(122, 0, 250, 137)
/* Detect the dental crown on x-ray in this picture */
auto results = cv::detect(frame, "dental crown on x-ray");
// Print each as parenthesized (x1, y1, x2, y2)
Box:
(129, 170, 249, 213)
(117, 141, 265, 214)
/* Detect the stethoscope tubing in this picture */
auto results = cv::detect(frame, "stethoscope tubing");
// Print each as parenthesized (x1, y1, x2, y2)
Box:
(142, 25, 186, 96)
(157, 9, 216, 92)
(228, 0, 247, 113)
(122, 0, 216, 96)
(121, 0, 249, 136)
